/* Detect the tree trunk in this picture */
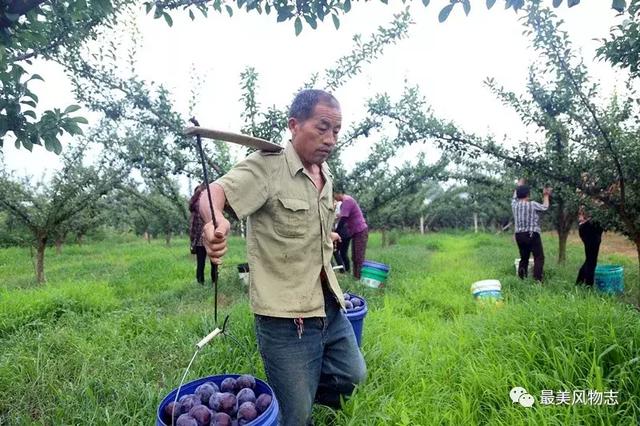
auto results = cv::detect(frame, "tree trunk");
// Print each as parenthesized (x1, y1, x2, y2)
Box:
(165, 232, 171, 246)
(381, 228, 387, 247)
(77, 234, 84, 246)
(473, 212, 478, 234)
(35, 236, 47, 283)
(144, 231, 150, 243)
(55, 238, 63, 255)
(558, 229, 569, 264)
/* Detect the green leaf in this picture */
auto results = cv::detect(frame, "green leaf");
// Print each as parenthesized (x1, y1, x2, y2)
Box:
(277, 8, 291, 22)
(189, 9, 195, 20)
(23, 139, 33, 151)
(23, 110, 37, 119)
(72, 116, 89, 124)
(52, 139, 62, 155)
(332, 14, 340, 30)
(163, 12, 173, 27)
(462, 0, 471, 15)
(225, 5, 233, 16)
(486, 0, 496, 9)
(304, 15, 318, 29)
(64, 105, 82, 114)
(343, 0, 351, 13)
(21, 100, 37, 108)
(144, 2, 153, 14)
(294, 16, 302, 36)
(28, 74, 44, 82)
(422, 0, 430, 6)
(612, 0, 626, 12)
(552, 0, 562, 7)
(438, 4, 454, 22)
(380, 0, 388, 4)
(567, 0, 580, 6)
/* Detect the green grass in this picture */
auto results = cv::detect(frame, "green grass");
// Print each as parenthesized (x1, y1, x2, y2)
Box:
(1, 232, 639, 425)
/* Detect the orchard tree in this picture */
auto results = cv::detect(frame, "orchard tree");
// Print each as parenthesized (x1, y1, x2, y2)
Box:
(0, 0, 128, 152)
(146, 0, 627, 35)
(1, 0, 626, 155)
(0, 143, 124, 282)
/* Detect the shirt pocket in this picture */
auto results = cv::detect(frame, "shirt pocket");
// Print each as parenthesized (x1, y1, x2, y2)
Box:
(273, 197, 310, 238)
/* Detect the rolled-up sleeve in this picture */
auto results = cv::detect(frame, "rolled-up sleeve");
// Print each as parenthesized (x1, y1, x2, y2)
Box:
(531, 201, 548, 212)
(215, 153, 270, 219)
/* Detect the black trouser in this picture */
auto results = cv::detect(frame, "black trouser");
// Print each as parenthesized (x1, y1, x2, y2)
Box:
(195, 245, 207, 283)
(576, 221, 603, 286)
(335, 236, 352, 273)
(515, 232, 544, 281)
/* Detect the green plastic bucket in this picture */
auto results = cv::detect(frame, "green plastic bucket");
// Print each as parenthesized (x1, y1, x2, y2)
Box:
(361, 267, 387, 288)
(595, 265, 624, 295)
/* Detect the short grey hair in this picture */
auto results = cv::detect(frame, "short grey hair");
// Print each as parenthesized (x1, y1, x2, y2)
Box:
(289, 89, 340, 122)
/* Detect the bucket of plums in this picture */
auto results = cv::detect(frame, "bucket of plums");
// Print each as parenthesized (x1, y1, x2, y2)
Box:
(343, 292, 368, 347)
(157, 373, 279, 426)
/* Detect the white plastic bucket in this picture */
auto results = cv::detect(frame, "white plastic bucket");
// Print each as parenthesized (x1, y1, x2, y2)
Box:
(514, 258, 534, 276)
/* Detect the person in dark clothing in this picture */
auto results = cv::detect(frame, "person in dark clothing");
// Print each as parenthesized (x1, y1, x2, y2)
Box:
(334, 215, 351, 272)
(511, 179, 551, 282)
(189, 184, 207, 284)
(576, 206, 604, 287)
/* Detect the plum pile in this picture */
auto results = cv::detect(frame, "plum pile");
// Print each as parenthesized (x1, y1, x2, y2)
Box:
(343, 293, 365, 312)
(162, 375, 273, 426)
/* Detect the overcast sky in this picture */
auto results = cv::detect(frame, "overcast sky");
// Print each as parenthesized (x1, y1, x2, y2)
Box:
(1, 1, 626, 187)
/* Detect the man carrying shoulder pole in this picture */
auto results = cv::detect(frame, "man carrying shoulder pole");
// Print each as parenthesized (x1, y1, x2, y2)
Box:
(199, 89, 366, 426)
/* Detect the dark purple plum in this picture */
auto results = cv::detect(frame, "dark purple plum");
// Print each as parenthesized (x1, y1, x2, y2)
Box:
(210, 412, 232, 426)
(179, 394, 196, 403)
(163, 401, 182, 424)
(236, 388, 256, 406)
(175, 414, 198, 426)
(237, 402, 258, 423)
(179, 395, 199, 414)
(343, 293, 351, 300)
(255, 393, 272, 414)
(189, 404, 211, 426)
(210, 392, 236, 416)
(351, 297, 362, 307)
(220, 377, 238, 394)
(236, 375, 256, 390)
(195, 383, 218, 405)
(344, 300, 353, 310)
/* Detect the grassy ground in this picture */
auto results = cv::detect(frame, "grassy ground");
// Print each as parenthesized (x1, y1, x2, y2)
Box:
(0, 232, 639, 425)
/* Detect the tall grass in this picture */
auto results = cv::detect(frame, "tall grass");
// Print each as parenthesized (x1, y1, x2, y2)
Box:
(0, 232, 638, 425)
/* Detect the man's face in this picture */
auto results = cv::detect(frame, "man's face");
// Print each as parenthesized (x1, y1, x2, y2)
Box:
(289, 102, 342, 166)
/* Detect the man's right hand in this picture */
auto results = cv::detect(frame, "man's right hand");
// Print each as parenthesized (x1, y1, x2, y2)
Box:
(202, 216, 231, 265)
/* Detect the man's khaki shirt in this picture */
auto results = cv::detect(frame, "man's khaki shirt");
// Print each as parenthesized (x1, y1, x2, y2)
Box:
(217, 141, 344, 318)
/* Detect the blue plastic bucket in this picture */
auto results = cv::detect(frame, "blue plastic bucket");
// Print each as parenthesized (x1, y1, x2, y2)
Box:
(157, 374, 279, 426)
(363, 260, 390, 273)
(595, 265, 624, 295)
(344, 293, 368, 347)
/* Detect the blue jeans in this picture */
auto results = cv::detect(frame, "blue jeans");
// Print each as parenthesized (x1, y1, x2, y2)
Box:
(254, 288, 367, 426)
